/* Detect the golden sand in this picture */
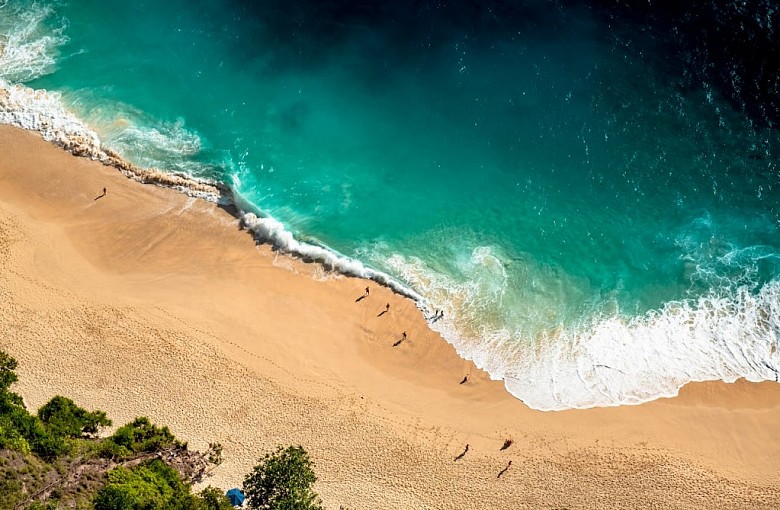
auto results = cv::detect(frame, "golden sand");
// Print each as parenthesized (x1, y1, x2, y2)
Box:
(0, 125, 778, 509)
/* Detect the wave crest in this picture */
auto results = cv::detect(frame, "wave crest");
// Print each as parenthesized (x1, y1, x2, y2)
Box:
(240, 213, 423, 301)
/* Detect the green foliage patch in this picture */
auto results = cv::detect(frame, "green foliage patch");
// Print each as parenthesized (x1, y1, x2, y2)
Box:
(101, 417, 182, 460)
(38, 395, 112, 439)
(0, 350, 317, 510)
(93, 459, 200, 510)
(243, 445, 322, 510)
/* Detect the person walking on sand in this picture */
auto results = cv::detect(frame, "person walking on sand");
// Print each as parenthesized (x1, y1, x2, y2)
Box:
(365, 286, 370, 297)
(402, 331, 407, 340)
(460, 374, 469, 384)
(386, 303, 390, 312)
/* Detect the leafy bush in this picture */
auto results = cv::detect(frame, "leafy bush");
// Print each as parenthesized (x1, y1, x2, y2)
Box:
(38, 396, 111, 438)
(243, 446, 322, 510)
(0, 398, 64, 461)
(0, 416, 31, 454)
(0, 476, 23, 509)
(198, 486, 234, 510)
(0, 352, 18, 393)
(101, 417, 182, 459)
(29, 433, 68, 462)
(0, 352, 66, 460)
(93, 459, 200, 510)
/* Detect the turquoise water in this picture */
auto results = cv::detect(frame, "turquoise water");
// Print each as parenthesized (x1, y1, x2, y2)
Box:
(2, 0, 779, 409)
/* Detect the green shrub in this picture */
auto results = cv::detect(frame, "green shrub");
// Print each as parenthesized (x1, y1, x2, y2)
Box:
(102, 417, 181, 459)
(243, 446, 322, 510)
(38, 396, 111, 438)
(0, 352, 18, 393)
(198, 486, 234, 510)
(0, 404, 64, 460)
(97, 440, 132, 460)
(31, 434, 69, 462)
(0, 476, 23, 509)
(27, 502, 57, 510)
(0, 417, 31, 454)
(93, 459, 199, 510)
(0, 352, 66, 460)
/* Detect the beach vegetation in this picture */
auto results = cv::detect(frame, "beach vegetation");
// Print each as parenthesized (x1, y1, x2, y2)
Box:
(0, 351, 316, 509)
(199, 485, 235, 509)
(0, 352, 19, 392)
(100, 416, 183, 460)
(38, 395, 112, 439)
(93, 458, 200, 510)
(243, 445, 323, 510)
(0, 351, 224, 509)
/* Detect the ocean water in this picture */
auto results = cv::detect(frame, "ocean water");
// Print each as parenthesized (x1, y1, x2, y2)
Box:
(1, 0, 778, 410)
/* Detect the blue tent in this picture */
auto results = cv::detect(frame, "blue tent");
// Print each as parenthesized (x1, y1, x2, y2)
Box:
(226, 488, 245, 506)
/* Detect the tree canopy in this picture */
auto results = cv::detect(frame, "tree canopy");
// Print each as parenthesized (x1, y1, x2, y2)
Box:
(243, 446, 322, 510)
(38, 395, 112, 438)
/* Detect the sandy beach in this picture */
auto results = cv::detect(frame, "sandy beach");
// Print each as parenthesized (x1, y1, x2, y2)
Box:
(0, 125, 778, 508)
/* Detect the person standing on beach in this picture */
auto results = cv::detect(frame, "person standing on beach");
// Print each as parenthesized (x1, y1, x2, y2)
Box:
(365, 286, 370, 297)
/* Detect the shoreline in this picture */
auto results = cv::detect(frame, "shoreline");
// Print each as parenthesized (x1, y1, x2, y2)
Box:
(1, 125, 779, 508)
(3, 80, 778, 412)
(0, 80, 425, 303)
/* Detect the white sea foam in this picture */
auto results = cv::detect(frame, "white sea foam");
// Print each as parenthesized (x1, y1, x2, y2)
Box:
(508, 282, 780, 410)
(0, 1, 67, 83)
(0, 78, 225, 203)
(386, 250, 780, 410)
(0, 78, 102, 152)
(240, 213, 423, 301)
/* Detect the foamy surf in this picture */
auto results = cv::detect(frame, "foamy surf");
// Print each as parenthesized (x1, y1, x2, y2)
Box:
(0, 0, 67, 83)
(0, 79, 225, 200)
(387, 248, 780, 410)
(239, 213, 424, 302)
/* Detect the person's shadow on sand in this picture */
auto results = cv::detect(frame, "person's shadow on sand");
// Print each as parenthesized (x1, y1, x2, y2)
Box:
(454, 444, 469, 461)
(94, 188, 106, 201)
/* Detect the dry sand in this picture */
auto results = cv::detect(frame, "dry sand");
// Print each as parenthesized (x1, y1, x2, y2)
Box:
(0, 125, 778, 509)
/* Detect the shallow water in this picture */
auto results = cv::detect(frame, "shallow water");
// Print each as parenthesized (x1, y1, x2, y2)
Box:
(2, 0, 779, 409)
